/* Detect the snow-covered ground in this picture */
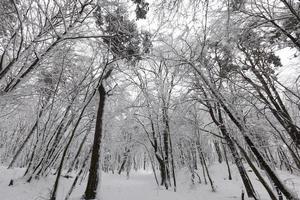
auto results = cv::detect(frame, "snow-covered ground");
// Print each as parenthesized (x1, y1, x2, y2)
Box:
(0, 163, 299, 200)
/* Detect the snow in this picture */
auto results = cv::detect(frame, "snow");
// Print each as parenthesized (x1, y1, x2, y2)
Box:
(0, 163, 299, 200)
(277, 47, 300, 85)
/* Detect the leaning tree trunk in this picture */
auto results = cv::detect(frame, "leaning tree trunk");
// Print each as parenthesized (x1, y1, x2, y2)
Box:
(233, 138, 278, 200)
(222, 143, 232, 180)
(8, 107, 44, 169)
(195, 137, 215, 192)
(223, 131, 258, 199)
(214, 141, 223, 163)
(67, 127, 90, 174)
(190, 59, 298, 200)
(243, 135, 299, 200)
(118, 148, 130, 175)
(49, 86, 94, 200)
(200, 150, 215, 192)
(207, 103, 258, 198)
(65, 148, 92, 200)
(83, 84, 106, 200)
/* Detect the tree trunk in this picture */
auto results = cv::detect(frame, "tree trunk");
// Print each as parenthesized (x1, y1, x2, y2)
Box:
(244, 135, 299, 200)
(162, 107, 171, 186)
(222, 143, 232, 180)
(118, 148, 130, 175)
(83, 84, 106, 200)
(49, 88, 93, 200)
(65, 148, 92, 200)
(224, 134, 257, 199)
(214, 141, 223, 163)
(200, 150, 215, 192)
(8, 108, 44, 169)
(233, 138, 278, 200)
(67, 128, 90, 174)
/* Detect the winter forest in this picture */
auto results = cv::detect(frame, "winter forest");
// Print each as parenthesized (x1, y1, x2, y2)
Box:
(1, 0, 300, 200)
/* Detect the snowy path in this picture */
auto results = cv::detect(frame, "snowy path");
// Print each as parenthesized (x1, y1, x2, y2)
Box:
(0, 164, 299, 200)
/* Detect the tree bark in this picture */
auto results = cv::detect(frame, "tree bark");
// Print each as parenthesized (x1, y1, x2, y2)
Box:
(222, 143, 232, 180)
(83, 84, 106, 200)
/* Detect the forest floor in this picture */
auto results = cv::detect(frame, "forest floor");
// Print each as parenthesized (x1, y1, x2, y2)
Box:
(0, 163, 299, 200)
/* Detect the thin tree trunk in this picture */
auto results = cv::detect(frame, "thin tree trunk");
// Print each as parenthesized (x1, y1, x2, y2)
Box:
(200, 150, 215, 192)
(214, 141, 223, 163)
(244, 135, 299, 200)
(168, 124, 176, 192)
(162, 107, 171, 187)
(65, 148, 92, 200)
(67, 126, 91, 174)
(8, 108, 44, 169)
(222, 143, 232, 180)
(234, 138, 278, 200)
(49, 83, 97, 200)
(191, 64, 298, 199)
(197, 142, 207, 184)
(118, 148, 130, 175)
